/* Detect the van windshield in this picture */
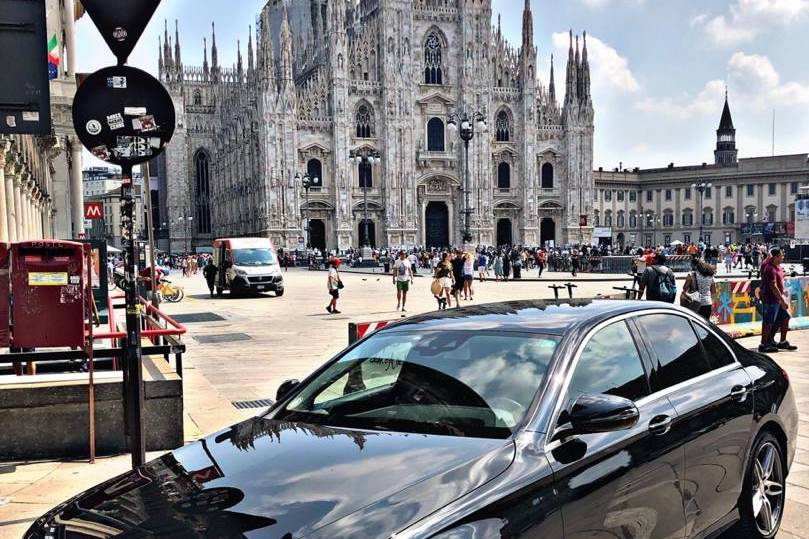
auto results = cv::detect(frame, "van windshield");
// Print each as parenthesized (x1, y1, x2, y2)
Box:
(232, 248, 277, 266)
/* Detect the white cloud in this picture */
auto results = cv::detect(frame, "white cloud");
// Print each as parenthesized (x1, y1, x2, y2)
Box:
(550, 32, 640, 94)
(693, 0, 809, 45)
(580, 0, 645, 7)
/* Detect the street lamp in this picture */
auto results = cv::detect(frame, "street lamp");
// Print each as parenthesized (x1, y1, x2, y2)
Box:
(294, 172, 316, 251)
(447, 109, 487, 245)
(176, 214, 193, 254)
(692, 181, 712, 244)
(348, 149, 382, 255)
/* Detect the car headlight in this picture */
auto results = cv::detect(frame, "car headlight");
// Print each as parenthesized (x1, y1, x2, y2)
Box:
(235, 269, 247, 277)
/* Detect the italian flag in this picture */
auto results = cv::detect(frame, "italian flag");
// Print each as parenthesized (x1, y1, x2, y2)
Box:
(47, 34, 59, 66)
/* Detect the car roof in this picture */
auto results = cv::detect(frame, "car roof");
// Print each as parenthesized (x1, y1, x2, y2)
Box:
(380, 299, 669, 336)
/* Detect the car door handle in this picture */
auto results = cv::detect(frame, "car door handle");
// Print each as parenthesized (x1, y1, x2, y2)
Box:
(730, 385, 750, 401)
(649, 415, 672, 436)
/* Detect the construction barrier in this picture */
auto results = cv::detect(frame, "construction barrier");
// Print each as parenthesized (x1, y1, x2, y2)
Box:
(714, 276, 809, 338)
(348, 320, 394, 345)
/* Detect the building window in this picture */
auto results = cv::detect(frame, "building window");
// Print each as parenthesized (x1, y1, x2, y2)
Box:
(427, 117, 445, 151)
(791, 183, 798, 194)
(629, 191, 637, 202)
(356, 104, 373, 138)
(664, 234, 671, 245)
(646, 191, 653, 203)
(684, 233, 691, 244)
(605, 190, 612, 202)
(682, 211, 693, 226)
(424, 32, 443, 85)
(604, 211, 612, 227)
(702, 210, 713, 225)
(359, 161, 373, 188)
(663, 213, 674, 227)
(704, 233, 712, 245)
(768, 183, 776, 196)
(684, 188, 691, 200)
(307, 159, 323, 187)
(665, 189, 672, 201)
(495, 110, 510, 142)
(645, 213, 654, 227)
(194, 150, 212, 234)
(726, 185, 733, 198)
(617, 211, 625, 228)
(541, 163, 554, 189)
(747, 184, 754, 196)
(705, 187, 712, 199)
(497, 162, 511, 189)
(593, 211, 600, 227)
(722, 208, 735, 225)
(193, 90, 202, 106)
(629, 213, 637, 228)
(766, 205, 777, 222)
(617, 191, 625, 202)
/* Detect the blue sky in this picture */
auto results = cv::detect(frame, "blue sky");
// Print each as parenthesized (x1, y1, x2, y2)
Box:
(75, 0, 809, 170)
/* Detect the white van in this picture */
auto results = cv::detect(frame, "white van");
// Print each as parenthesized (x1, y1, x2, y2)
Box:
(212, 238, 284, 296)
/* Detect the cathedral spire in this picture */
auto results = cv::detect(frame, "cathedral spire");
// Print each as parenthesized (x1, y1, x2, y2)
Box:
(203, 37, 209, 80)
(581, 31, 590, 99)
(260, 9, 277, 92)
(565, 29, 577, 103)
(280, 7, 294, 86)
(163, 20, 173, 73)
(237, 39, 243, 81)
(211, 22, 219, 81)
(174, 20, 182, 68)
(158, 36, 163, 79)
(314, 1, 324, 57)
(521, 0, 533, 53)
(247, 26, 254, 76)
(549, 53, 556, 105)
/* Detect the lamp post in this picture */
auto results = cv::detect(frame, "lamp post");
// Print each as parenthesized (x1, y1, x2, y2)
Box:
(692, 181, 712, 244)
(447, 109, 487, 246)
(294, 172, 315, 250)
(745, 208, 759, 242)
(175, 213, 194, 254)
(348, 149, 381, 256)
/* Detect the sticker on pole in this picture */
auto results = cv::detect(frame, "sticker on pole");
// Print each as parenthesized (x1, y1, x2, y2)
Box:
(29, 272, 69, 286)
(72, 65, 175, 167)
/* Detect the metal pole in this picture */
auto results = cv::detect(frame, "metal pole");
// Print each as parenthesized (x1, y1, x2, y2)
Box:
(464, 137, 470, 243)
(698, 189, 704, 244)
(363, 161, 369, 247)
(305, 187, 310, 249)
(120, 164, 145, 468)
(143, 162, 159, 310)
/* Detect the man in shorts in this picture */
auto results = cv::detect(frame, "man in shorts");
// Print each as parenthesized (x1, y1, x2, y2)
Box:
(392, 250, 414, 311)
(759, 248, 797, 353)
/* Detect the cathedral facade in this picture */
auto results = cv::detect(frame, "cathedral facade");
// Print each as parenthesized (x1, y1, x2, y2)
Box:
(159, 0, 595, 253)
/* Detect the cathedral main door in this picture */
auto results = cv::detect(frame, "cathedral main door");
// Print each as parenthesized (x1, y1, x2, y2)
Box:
(497, 219, 513, 247)
(540, 218, 556, 247)
(425, 202, 449, 248)
(309, 219, 326, 251)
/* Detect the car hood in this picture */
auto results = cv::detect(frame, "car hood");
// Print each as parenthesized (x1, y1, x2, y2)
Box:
(28, 417, 514, 538)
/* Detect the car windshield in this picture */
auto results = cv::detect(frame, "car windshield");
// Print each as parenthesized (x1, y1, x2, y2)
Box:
(232, 248, 277, 266)
(272, 330, 560, 439)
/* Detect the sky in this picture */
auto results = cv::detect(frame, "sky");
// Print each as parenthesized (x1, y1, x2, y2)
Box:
(75, 0, 809, 170)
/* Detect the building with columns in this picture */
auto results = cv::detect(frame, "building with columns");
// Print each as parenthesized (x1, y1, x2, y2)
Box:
(159, 0, 595, 252)
(0, 0, 85, 244)
(593, 95, 809, 248)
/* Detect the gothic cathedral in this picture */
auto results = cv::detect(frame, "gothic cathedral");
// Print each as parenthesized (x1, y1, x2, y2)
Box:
(159, 0, 595, 252)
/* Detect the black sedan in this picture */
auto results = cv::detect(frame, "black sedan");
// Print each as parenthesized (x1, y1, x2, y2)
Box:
(26, 300, 797, 539)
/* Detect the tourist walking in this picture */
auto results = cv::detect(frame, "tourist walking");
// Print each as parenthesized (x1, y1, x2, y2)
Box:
(502, 253, 512, 281)
(758, 248, 797, 353)
(638, 253, 677, 303)
(451, 250, 466, 305)
(202, 261, 218, 297)
(434, 252, 454, 309)
(683, 260, 716, 320)
(392, 251, 414, 312)
(463, 251, 475, 300)
(477, 251, 489, 282)
(326, 257, 342, 314)
(537, 249, 546, 278)
(493, 253, 503, 281)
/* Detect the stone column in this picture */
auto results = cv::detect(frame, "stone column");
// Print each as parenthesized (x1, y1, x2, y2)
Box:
(0, 140, 8, 243)
(63, 0, 78, 77)
(69, 137, 84, 238)
(13, 167, 24, 241)
(21, 181, 32, 240)
(4, 158, 16, 243)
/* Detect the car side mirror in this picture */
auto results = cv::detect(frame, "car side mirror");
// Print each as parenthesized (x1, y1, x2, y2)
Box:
(276, 379, 300, 402)
(569, 393, 639, 434)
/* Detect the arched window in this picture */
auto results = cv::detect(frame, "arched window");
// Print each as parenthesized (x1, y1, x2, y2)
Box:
(356, 104, 373, 138)
(629, 212, 637, 228)
(682, 210, 693, 227)
(766, 205, 777, 222)
(663, 212, 674, 227)
(193, 90, 202, 106)
(427, 117, 445, 151)
(194, 150, 212, 234)
(424, 32, 443, 84)
(496, 110, 510, 142)
(359, 161, 372, 189)
(702, 209, 714, 226)
(617, 211, 625, 228)
(593, 210, 600, 227)
(722, 208, 735, 225)
(497, 162, 511, 189)
(541, 163, 554, 189)
(604, 210, 613, 228)
(307, 158, 323, 188)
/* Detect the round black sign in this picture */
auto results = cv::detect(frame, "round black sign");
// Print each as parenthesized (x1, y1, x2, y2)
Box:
(72, 65, 175, 166)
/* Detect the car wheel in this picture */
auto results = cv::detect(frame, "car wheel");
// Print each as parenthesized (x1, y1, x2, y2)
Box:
(275, 288, 284, 297)
(736, 432, 786, 538)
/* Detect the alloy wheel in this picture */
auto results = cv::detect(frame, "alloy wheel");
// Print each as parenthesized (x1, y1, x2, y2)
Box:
(751, 441, 785, 536)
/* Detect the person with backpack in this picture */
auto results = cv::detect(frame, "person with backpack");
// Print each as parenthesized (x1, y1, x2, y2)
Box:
(682, 260, 716, 320)
(638, 253, 677, 303)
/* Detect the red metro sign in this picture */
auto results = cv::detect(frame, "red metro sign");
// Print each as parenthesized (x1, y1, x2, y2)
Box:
(84, 201, 104, 220)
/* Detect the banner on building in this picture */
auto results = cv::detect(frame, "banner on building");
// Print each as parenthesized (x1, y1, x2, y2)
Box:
(593, 227, 612, 239)
(796, 199, 809, 243)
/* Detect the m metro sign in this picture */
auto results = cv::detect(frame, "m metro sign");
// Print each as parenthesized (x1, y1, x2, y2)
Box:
(84, 201, 104, 220)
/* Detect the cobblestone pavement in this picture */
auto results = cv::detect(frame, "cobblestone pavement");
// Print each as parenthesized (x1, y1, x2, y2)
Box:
(0, 268, 805, 537)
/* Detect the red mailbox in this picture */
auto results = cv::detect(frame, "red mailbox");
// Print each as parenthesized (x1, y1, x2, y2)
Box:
(11, 240, 88, 348)
(0, 243, 9, 347)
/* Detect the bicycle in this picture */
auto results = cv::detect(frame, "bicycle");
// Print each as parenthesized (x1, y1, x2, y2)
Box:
(156, 279, 185, 303)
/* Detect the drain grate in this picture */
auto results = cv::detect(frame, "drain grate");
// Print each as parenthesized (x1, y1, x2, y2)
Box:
(231, 398, 274, 410)
(194, 333, 252, 344)
(172, 312, 226, 323)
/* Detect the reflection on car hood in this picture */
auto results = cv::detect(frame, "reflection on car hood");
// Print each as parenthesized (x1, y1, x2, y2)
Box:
(28, 417, 514, 538)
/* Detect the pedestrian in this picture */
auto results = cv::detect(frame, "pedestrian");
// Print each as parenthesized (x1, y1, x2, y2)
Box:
(493, 253, 503, 281)
(326, 257, 342, 314)
(502, 253, 511, 281)
(392, 250, 414, 312)
(477, 251, 489, 282)
(537, 249, 546, 278)
(434, 252, 454, 309)
(638, 253, 677, 303)
(451, 250, 465, 305)
(407, 251, 419, 276)
(683, 260, 716, 320)
(203, 261, 218, 297)
(758, 248, 797, 353)
(462, 251, 475, 300)
(724, 250, 733, 273)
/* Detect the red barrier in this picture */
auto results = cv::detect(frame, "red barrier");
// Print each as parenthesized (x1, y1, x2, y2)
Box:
(348, 320, 394, 344)
(0, 243, 8, 347)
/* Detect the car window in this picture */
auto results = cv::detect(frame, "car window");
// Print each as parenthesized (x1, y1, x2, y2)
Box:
(637, 314, 711, 392)
(565, 321, 649, 409)
(277, 331, 560, 438)
(694, 325, 735, 370)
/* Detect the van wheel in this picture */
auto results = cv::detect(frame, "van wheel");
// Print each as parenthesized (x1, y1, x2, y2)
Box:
(735, 432, 786, 538)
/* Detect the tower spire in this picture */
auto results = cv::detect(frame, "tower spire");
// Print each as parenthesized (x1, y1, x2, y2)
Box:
(237, 39, 243, 80)
(247, 26, 254, 76)
(158, 36, 163, 79)
(163, 20, 173, 73)
(203, 37, 209, 80)
(211, 22, 219, 79)
(280, 7, 294, 86)
(549, 53, 556, 105)
(581, 31, 590, 99)
(174, 20, 181, 67)
(260, 9, 277, 92)
(715, 90, 737, 166)
(521, 0, 533, 52)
